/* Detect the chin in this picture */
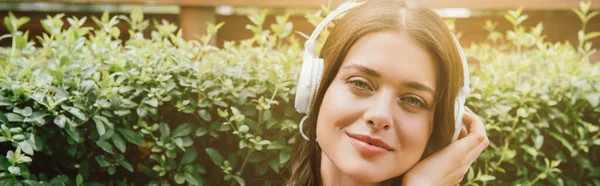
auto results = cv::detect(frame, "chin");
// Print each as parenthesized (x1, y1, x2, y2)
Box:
(345, 168, 398, 183)
(336, 157, 403, 183)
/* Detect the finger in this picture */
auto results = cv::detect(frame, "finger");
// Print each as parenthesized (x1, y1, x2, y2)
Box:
(462, 109, 487, 137)
(458, 126, 468, 139)
(465, 136, 489, 162)
(448, 132, 485, 156)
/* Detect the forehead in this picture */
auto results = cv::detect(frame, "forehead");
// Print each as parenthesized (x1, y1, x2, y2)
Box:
(341, 31, 437, 90)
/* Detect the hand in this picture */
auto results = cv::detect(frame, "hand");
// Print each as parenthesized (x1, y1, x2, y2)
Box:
(402, 107, 489, 186)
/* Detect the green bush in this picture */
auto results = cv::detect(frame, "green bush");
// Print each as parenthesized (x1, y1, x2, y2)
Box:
(0, 2, 599, 186)
(0, 8, 301, 186)
(464, 3, 600, 185)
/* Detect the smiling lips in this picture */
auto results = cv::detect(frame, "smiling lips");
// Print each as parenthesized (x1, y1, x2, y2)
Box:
(347, 132, 393, 156)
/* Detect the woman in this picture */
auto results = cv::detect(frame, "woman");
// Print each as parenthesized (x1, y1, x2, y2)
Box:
(288, 0, 489, 185)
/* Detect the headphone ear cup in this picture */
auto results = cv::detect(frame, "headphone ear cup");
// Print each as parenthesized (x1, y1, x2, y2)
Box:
(295, 56, 314, 114)
(452, 96, 466, 142)
(306, 57, 325, 114)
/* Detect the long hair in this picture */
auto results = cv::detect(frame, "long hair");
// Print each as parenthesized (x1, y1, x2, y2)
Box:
(287, 0, 465, 185)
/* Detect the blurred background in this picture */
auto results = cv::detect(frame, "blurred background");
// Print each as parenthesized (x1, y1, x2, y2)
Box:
(1, 0, 599, 61)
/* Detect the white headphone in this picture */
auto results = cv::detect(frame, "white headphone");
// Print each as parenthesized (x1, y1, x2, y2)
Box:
(294, 1, 470, 142)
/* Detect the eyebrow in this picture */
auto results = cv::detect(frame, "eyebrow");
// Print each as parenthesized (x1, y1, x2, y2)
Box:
(342, 64, 380, 78)
(342, 64, 436, 96)
(403, 81, 435, 96)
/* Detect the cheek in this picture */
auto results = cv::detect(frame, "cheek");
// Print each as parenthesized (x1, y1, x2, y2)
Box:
(317, 82, 361, 129)
(394, 112, 434, 147)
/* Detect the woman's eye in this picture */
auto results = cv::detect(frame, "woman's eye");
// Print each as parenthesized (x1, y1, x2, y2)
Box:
(346, 78, 372, 91)
(400, 97, 426, 108)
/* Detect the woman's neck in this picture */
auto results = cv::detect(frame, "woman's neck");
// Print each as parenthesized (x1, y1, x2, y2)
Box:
(320, 152, 391, 186)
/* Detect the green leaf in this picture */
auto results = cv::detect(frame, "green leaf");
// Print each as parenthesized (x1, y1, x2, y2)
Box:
(8, 166, 20, 175)
(119, 129, 146, 147)
(594, 138, 600, 145)
(9, 127, 22, 133)
(144, 98, 159, 107)
(197, 110, 212, 121)
(16, 155, 32, 164)
(111, 133, 127, 153)
(76, 174, 83, 186)
(549, 132, 576, 157)
(159, 123, 170, 137)
(0, 111, 9, 124)
(54, 115, 67, 128)
(268, 159, 280, 173)
(174, 173, 186, 184)
(7, 149, 15, 162)
(585, 32, 600, 41)
(5, 113, 23, 122)
(61, 105, 87, 120)
(257, 140, 271, 146)
(24, 112, 47, 126)
(0, 96, 12, 107)
(520, 144, 538, 158)
(534, 135, 544, 149)
(22, 180, 45, 185)
(96, 140, 115, 154)
(247, 152, 265, 163)
(119, 86, 135, 93)
(4, 13, 14, 33)
(231, 107, 242, 117)
(205, 148, 224, 166)
(108, 165, 116, 175)
(267, 139, 285, 150)
(217, 108, 228, 118)
(94, 117, 106, 136)
(65, 124, 81, 143)
(14, 34, 27, 49)
(585, 93, 599, 107)
(173, 138, 184, 149)
(131, 7, 144, 22)
(467, 167, 474, 181)
(13, 134, 25, 141)
(95, 155, 110, 167)
(114, 110, 131, 116)
(238, 125, 249, 133)
(184, 172, 202, 186)
(233, 176, 245, 186)
(0, 95, 12, 106)
(16, 17, 30, 29)
(479, 175, 496, 181)
(180, 147, 197, 165)
(50, 175, 68, 184)
(279, 150, 290, 164)
(117, 158, 134, 172)
(172, 123, 194, 138)
(195, 127, 208, 137)
(18, 140, 34, 155)
(0, 179, 20, 186)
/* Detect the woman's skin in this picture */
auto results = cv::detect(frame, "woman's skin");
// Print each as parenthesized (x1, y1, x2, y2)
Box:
(316, 30, 489, 186)
(402, 107, 488, 186)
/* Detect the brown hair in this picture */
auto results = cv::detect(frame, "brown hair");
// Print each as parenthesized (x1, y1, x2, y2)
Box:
(287, 0, 464, 185)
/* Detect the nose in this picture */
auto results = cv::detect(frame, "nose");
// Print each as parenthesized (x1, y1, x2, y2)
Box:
(363, 90, 394, 130)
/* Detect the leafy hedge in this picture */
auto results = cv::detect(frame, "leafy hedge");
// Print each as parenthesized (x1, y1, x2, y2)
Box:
(0, 2, 599, 186)
(463, 3, 600, 185)
(0, 8, 302, 186)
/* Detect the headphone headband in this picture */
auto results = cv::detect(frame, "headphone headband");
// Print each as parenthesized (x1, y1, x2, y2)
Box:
(303, 1, 365, 61)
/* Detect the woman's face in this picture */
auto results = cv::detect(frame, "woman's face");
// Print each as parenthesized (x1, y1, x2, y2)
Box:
(316, 30, 437, 182)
